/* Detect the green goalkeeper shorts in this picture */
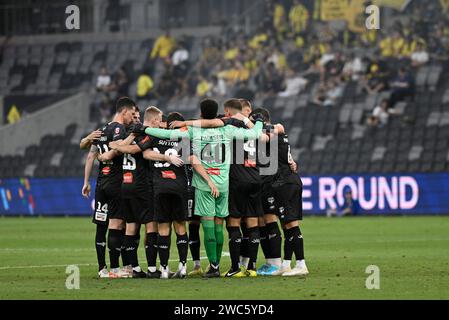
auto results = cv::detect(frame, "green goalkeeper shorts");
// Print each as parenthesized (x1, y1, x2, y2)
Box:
(194, 189, 229, 218)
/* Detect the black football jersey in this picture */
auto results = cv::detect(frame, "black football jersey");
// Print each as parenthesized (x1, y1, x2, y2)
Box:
(121, 135, 153, 198)
(149, 136, 192, 193)
(222, 118, 261, 184)
(94, 122, 126, 189)
(272, 132, 301, 186)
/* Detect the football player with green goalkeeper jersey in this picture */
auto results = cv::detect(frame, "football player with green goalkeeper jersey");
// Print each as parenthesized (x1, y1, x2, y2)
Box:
(144, 99, 264, 277)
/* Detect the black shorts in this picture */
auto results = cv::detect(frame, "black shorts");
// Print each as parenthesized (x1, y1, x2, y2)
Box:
(154, 191, 188, 223)
(122, 196, 154, 224)
(92, 184, 123, 225)
(272, 181, 303, 223)
(261, 183, 278, 216)
(229, 181, 263, 219)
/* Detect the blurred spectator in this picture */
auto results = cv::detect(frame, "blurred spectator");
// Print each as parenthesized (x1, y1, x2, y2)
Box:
(367, 99, 396, 128)
(278, 69, 308, 97)
(272, 0, 287, 36)
(312, 79, 343, 107)
(322, 51, 345, 81)
(326, 189, 360, 217)
(342, 53, 363, 81)
(388, 67, 415, 108)
(157, 71, 177, 99)
(256, 62, 284, 95)
(267, 46, 287, 71)
(96, 67, 111, 92)
(151, 30, 176, 60)
(136, 70, 156, 100)
(363, 59, 390, 95)
(196, 76, 212, 97)
(288, 0, 309, 35)
(234, 80, 255, 101)
(411, 43, 429, 67)
(111, 67, 130, 97)
(379, 30, 405, 58)
(99, 94, 112, 123)
(172, 42, 189, 66)
(209, 75, 227, 97)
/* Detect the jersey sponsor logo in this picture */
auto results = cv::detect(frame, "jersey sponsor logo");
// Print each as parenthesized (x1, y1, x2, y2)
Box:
(123, 172, 133, 184)
(207, 168, 221, 176)
(161, 170, 177, 179)
(102, 166, 111, 175)
(244, 159, 257, 167)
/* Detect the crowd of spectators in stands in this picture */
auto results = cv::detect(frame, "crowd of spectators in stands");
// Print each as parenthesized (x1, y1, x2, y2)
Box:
(94, 0, 449, 122)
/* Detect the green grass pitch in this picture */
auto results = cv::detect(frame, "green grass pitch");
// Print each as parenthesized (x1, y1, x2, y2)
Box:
(0, 216, 448, 300)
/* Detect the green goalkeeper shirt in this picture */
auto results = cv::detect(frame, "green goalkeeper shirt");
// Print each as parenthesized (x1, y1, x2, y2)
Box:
(144, 121, 263, 192)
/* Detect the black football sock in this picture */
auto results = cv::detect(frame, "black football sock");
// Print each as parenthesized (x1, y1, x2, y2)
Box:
(283, 228, 294, 261)
(135, 232, 141, 248)
(134, 233, 141, 267)
(227, 226, 242, 271)
(157, 235, 170, 268)
(267, 222, 282, 259)
(247, 227, 260, 271)
(188, 223, 201, 261)
(259, 225, 270, 260)
(145, 232, 158, 269)
(120, 229, 129, 267)
(124, 235, 139, 268)
(240, 224, 249, 259)
(289, 226, 305, 261)
(176, 233, 189, 266)
(107, 229, 124, 269)
(95, 224, 108, 271)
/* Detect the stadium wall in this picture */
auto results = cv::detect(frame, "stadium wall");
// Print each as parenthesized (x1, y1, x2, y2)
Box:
(0, 93, 89, 156)
(1, 174, 448, 216)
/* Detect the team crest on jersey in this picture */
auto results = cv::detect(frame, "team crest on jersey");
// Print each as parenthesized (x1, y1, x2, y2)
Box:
(141, 136, 150, 144)
(268, 197, 275, 204)
(115, 127, 120, 134)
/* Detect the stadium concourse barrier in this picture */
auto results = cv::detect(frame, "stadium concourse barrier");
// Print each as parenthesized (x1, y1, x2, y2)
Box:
(1, 174, 449, 216)
(0, 92, 89, 156)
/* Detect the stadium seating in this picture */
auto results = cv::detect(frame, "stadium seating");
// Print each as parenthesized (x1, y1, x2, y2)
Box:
(1, 7, 449, 179)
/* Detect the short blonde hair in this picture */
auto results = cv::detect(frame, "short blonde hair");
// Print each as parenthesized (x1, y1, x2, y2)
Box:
(144, 106, 162, 122)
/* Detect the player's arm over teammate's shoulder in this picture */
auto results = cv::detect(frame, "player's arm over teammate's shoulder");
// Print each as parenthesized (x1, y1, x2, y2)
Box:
(144, 126, 191, 140)
(169, 118, 224, 129)
(109, 133, 138, 154)
(226, 118, 264, 140)
(79, 129, 102, 150)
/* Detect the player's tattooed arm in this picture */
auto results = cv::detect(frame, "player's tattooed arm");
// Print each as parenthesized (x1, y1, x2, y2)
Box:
(189, 155, 219, 198)
(230, 113, 254, 128)
(79, 130, 102, 150)
(110, 134, 139, 154)
(82, 145, 98, 198)
(143, 149, 184, 167)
